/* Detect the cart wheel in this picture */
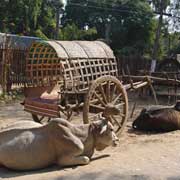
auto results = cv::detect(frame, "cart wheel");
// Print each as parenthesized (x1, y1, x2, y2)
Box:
(31, 114, 51, 123)
(83, 75, 128, 136)
(59, 108, 73, 121)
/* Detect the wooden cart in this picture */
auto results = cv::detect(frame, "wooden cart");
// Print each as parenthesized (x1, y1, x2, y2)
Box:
(23, 40, 149, 136)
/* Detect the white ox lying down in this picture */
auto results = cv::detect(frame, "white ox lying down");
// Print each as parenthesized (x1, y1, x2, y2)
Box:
(0, 118, 118, 170)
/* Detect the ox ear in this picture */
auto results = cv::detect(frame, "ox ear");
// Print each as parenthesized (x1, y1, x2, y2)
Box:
(100, 124, 108, 134)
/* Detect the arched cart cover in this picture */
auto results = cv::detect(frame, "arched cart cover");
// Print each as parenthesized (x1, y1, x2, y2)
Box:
(26, 40, 117, 87)
(28, 40, 115, 59)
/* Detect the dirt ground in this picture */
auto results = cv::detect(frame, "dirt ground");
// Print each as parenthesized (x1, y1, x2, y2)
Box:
(0, 95, 180, 180)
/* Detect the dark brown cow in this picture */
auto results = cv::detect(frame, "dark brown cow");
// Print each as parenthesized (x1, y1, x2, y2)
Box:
(132, 101, 180, 132)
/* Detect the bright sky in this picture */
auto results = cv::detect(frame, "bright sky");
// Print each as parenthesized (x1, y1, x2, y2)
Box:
(62, 0, 67, 6)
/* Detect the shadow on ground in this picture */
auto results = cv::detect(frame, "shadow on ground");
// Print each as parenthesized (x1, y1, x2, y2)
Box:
(0, 168, 174, 180)
(0, 167, 179, 180)
(0, 165, 59, 179)
(53, 172, 180, 180)
(0, 154, 110, 179)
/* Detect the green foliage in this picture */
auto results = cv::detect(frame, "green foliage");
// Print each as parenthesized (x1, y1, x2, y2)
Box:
(152, 0, 170, 11)
(168, 32, 180, 55)
(33, 29, 49, 40)
(59, 23, 97, 40)
(0, 0, 56, 38)
(168, 0, 180, 32)
(1, 0, 178, 59)
(111, 0, 155, 55)
(60, 23, 82, 40)
(0, 89, 24, 103)
(64, 0, 155, 55)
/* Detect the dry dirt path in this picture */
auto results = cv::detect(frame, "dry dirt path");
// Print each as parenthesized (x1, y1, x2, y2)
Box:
(0, 100, 180, 180)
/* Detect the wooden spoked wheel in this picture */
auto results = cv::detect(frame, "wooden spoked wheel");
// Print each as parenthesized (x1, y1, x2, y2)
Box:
(83, 75, 128, 136)
(31, 109, 72, 123)
(31, 114, 51, 123)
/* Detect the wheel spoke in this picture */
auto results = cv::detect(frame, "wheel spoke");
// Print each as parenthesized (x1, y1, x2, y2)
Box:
(111, 115, 122, 127)
(119, 112, 125, 117)
(32, 114, 40, 123)
(61, 110, 72, 119)
(61, 111, 67, 116)
(112, 93, 122, 104)
(115, 102, 125, 108)
(88, 113, 102, 121)
(106, 81, 111, 102)
(115, 126, 122, 133)
(110, 84, 117, 101)
(89, 104, 105, 111)
(98, 84, 108, 104)
(94, 91, 106, 107)
(106, 116, 113, 124)
(39, 116, 45, 121)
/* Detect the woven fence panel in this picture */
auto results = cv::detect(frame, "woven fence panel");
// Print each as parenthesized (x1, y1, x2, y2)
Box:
(9, 48, 28, 85)
(0, 46, 28, 88)
(117, 55, 151, 75)
(0, 45, 3, 86)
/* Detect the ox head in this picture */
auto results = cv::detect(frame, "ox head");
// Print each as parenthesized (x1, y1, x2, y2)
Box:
(132, 108, 151, 130)
(92, 118, 119, 151)
(174, 101, 180, 111)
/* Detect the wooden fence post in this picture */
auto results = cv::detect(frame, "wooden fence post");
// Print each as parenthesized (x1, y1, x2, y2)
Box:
(1, 34, 8, 93)
(0, 45, 2, 95)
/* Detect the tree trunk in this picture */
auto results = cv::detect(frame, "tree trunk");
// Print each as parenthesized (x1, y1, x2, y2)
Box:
(1, 35, 7, 93)
(105, 22, 111, 44)
(150, 1, 164, 72)
(55, 7, 60, 40)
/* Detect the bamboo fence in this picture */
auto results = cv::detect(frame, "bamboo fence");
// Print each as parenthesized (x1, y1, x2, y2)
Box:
(0, 45, 27, 92)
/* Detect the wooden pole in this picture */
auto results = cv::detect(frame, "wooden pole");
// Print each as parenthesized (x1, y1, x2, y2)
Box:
(146, 77, 158, 105)
(1, 34, 7, 93)
(130, 102, 137, 118)
(150, 0, 164, 72)
(121, 75, 180, 85)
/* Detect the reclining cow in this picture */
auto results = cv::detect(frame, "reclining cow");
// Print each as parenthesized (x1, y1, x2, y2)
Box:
(0, 118, 118, 170)
(132, 101, 180, 132)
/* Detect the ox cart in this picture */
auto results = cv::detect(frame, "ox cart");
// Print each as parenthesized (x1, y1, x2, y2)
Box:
(23, 40, 151, 136)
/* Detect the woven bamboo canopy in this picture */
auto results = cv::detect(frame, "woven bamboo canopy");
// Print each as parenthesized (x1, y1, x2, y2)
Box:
(29, 40, 115, 59)
(26, 40, 117, 88)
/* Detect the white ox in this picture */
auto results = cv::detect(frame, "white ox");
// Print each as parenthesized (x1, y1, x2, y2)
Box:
(0, 118, 118, 170)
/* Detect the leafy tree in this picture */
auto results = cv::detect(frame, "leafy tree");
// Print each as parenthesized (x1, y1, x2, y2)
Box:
(0, 0, 9, 32)
(168, 32, 180, 56)
(0, 0, 43, 35)
(48, 0, 65, 39)
(149, 0, 170, 71)
(111, 0, 155, 55)
(0, 0, 57, 38)
(1, 0, 172, 60)
(64, 0, 155, 55)
(36, 0, 57, 39)
(168, 0, 180, 32)
(59, 23, 97, 40)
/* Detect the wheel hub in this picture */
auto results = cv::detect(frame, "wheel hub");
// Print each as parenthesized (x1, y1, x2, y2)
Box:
(103, 103, 120, 117)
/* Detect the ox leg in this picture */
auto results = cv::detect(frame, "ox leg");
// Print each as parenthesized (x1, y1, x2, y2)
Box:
(57, 140, 90, 166)
(52, 122, 90, 167)
(57, 155, 90, 167)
